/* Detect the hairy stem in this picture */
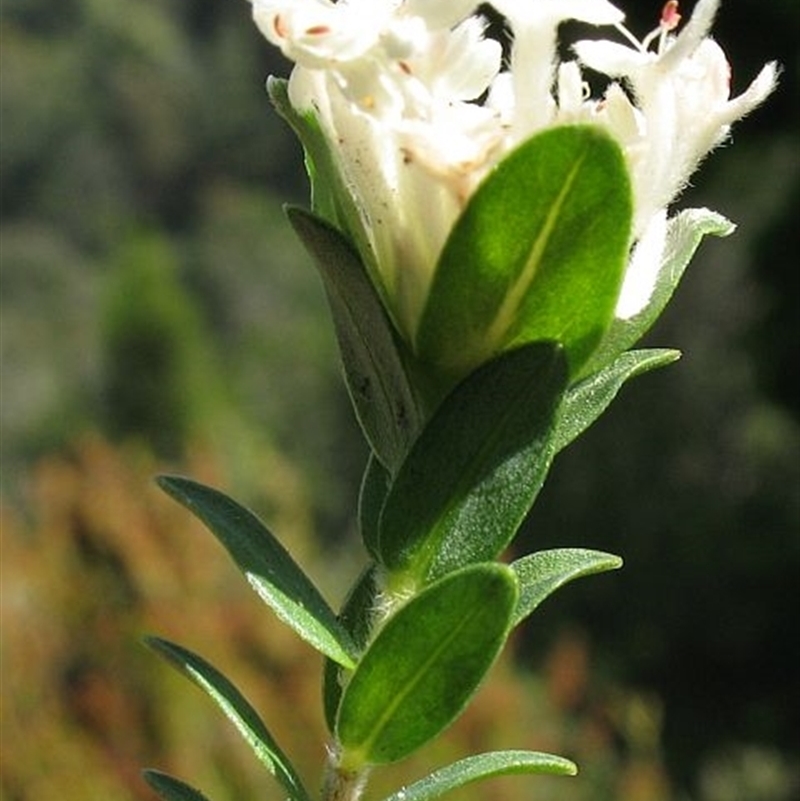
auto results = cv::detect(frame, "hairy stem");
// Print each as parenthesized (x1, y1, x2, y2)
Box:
(321, 748, 370, 801)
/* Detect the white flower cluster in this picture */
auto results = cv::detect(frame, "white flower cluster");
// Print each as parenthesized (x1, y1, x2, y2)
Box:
(251, 0, 776, 338)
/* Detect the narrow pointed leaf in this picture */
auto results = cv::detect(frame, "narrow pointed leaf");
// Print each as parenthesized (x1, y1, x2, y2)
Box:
(143, 770, 214, 801)
(380, 750, 577, 801)
(145, 638, 311, 801)
(157, 476, 356, 668)
(379, 342, 567, 581)
(510, 549, 622, 627)
(323, 565, 381, 732)
(336, 563, 518, 766)
(554, 348, 680, 454)
(418, 125, 632, 379)
(287, 207, 423, 473)
(582, 208, 734, 375)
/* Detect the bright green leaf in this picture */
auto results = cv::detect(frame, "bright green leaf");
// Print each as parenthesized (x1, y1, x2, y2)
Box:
(336, 563, 518, 766)
(554, 348, 680, 454)
(145, 638, 311, 801)
(417, 125, 632, 379)
(379, 750, 577, 801)
(510, 549, 622, 627)
(143, 770, 214, 801)
(581, 208, 734, 376)
(287, 208, 423, 473)
(379, 342, 567, 581)
(156, 476, 357, 669)
(323, 565, 381, 732)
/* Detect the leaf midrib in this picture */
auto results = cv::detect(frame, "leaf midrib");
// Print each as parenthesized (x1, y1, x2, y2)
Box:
(347, 599, 483, 760)
(485, 151, 587, 348)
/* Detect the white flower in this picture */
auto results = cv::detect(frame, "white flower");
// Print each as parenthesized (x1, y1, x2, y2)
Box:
(253, 0, 506, 337)
(574, 0, 778, 246)
(250, 0, 777, 342)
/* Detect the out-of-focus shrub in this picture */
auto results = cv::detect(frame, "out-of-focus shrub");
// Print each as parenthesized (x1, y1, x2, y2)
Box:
(101, 230, 223, 457)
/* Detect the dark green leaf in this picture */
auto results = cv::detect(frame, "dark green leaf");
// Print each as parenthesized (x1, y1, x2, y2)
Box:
(144, 638, 311, 801)
(336, 563, 518, 766)
(156, 476, 356, 668)
(581, 208, 734, 375)
(143, 770, 213, 801)
(554, 348, 680, 454)
(379, 343, 567, 581)
(379, 750, 577, 801)
(359, 454, 392, 558)
(417, 125, 632, 379)
(510, 549, 622, 627)
(323, 565, 382, 732)
(287, 207, 423, 473)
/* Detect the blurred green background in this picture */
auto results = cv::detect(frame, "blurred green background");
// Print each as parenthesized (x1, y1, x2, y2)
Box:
(1, 1, 798, 799)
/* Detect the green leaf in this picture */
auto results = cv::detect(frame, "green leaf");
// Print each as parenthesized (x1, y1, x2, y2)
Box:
(287, 207, 423, 473)
(323, 565, 381, 732)
(156, 476, 357, 669)
(143, 770, 213, 801)
(553, 348, 680, 454)
(379, 750, 577, 801)
(582, 208, 734, 376)
(336, 563, 518, 766)
(144, 638, 311, 801)
(510, 549, 622, 627)
(378, 342, 567, 581)
(417, 125, 632, 379)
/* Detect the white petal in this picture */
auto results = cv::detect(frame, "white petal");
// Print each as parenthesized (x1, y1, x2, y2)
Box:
(287, 64, 327, 112)
(720, 61, 779, 125)
(399, 102, 501, 180)
(573, 39, 651, 76)
(492, 0, 623, 26)
(452, 16, 503, 97)
(557, 61, 584, 114)
(252, 0, 384, 67)
(556, 0, 625, 25)
(601, 82, 643, 143)
(405, 0, 480, 29)
(615, 210, 668, 320)
(418, 18, 502, 101)
(486, 71, 515, 122)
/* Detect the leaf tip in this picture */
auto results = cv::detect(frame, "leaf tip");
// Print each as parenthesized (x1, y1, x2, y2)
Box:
(155, 473, 184, 498)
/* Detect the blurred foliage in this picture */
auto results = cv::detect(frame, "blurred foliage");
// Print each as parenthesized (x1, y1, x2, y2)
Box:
(1, 0, 798, 799)
(101, 230, 222, 456)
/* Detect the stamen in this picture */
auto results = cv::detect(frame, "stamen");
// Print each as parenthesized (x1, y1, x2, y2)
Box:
(614, 21, 647, 52)
(660, 1, 682, 31)
(305, 25, 331, 36)
(654, 0, 681, 53)
(641, 25, 663, 53)
(273, 14, 287, 39)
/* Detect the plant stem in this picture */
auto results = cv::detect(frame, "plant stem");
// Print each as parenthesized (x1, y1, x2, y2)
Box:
(321, 748, 370, 801)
